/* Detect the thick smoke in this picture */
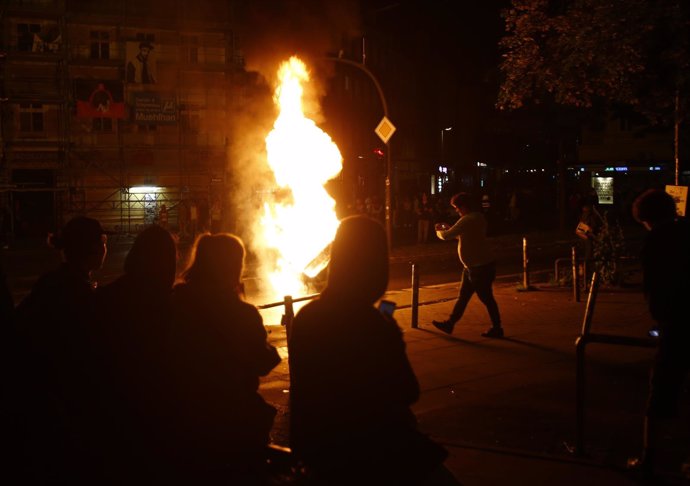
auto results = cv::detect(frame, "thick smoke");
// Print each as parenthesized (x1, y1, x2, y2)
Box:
(227, 0, 361, 301)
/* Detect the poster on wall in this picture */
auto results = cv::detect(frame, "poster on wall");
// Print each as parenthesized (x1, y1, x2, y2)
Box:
(665, 185, 688, 217)
(126, 41, 157, 84)
(75, 80, 125, 118)
(131, 92, 177, 124)
(591, 176, 614, 205)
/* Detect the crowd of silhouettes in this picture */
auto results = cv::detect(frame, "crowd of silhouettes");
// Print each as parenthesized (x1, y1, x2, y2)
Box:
(6, 187, 686, 483)
(3, 213, 461, 485)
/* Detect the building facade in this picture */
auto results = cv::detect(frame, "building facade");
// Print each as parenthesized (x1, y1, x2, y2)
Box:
(1, 0, 244, 237)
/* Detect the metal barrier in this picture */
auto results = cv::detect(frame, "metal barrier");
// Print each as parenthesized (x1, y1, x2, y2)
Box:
(257, 262, 457, 333)
(554, 246, 586, 302)
(574, 272, 657, 457)
(258, 293, 319, 341)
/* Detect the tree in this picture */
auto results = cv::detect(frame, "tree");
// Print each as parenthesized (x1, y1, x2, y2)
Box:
(498, 0, 689, 184)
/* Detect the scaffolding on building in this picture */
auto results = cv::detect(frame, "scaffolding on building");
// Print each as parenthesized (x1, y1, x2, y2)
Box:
(1, 0, 241, 238)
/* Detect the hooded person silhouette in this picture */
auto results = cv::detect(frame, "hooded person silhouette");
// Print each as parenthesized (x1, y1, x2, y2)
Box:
(289, 215, 452, 484)
(92, 224, 177, 481)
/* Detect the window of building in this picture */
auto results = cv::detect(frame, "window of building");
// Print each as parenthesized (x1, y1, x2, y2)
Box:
(136, 32, 156, 44)
(19, 103, 44, 132)
(90, 31, 110, 59)
(180, 108, 200, 133)
(92, 117, 113, 131)
(181, 35, 199, 64)
(17, 23, 41, 52)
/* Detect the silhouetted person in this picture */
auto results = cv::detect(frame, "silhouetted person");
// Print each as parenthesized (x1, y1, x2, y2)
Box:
(575, 201, 603, 283)
(1, 252, 21, 483)
(627, 189, 690, 479)
(14, 216, 107, 483)
(289, 216, 451, 484)
(163, 233, 280, 482)
(0, 250, 12, 328)
(415, 192, 433, 243)
(92, 224, 177, 482)
(432, 193, 503, 338)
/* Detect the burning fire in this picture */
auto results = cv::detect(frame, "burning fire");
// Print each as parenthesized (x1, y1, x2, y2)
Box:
(257, 56, 342, 299)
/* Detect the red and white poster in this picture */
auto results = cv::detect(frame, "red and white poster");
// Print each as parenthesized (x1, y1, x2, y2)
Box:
(75, 80, 125, 118)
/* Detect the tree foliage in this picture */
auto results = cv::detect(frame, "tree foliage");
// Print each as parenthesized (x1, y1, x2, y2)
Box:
(498, 0, 689, 126)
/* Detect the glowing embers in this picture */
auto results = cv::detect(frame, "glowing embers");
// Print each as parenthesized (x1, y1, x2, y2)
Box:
(259, 56, 342, 299)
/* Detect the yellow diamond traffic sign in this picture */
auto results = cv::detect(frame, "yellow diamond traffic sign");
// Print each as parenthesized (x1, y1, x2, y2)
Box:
(375, 116, 396, 144)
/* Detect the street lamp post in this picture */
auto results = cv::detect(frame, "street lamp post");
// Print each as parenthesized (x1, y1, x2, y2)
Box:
(324, 56, 393, 251)
(441, 126, 452, 162)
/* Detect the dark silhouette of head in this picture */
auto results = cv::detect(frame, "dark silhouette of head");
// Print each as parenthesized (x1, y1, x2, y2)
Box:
(450, 192, 475, 216)
(124, 224, 177, 291)
(182, 233, 245, 293)
(49, 216, 106, 272)
(138, 41, 153, 59)
(632, 189, 677, 229)
(326, 215, 388, 304)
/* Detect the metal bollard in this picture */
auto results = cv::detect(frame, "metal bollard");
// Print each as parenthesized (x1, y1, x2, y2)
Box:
(281, 295, 295, 341)
(411, 263, 420, 328)
(571, 246, 580, 302)
(522, 236, 530, 289)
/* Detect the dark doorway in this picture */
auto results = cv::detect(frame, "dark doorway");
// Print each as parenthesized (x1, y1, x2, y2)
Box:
(11, 169, 56, 238)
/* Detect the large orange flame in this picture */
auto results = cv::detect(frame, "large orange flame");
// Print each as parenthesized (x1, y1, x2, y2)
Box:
(257, 56, 342, 300)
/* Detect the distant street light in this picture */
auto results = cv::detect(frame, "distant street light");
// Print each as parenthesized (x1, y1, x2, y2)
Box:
(441, 126, 452, 162)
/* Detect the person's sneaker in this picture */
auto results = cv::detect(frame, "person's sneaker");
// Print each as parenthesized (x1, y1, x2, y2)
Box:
(481, 327, 504, 338)
(432, 320, 454, 334)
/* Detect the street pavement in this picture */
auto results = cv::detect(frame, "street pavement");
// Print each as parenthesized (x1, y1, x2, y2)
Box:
(259, 270, 690, 485)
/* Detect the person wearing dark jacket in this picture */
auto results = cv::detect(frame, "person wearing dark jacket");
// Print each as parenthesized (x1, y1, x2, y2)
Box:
(92, 224, 177, 482)
(14, 216, 107, 483)
(628, 189, 690, 480)
(164, 232, 280, 481)
(289, 215, 451, 484)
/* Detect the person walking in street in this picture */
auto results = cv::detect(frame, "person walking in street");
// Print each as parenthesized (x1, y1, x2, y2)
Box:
(432, 192, 503, 338)
(415, 192, 433, 244)
(289, 215, 454, 485)
(627, 188, 690, 480)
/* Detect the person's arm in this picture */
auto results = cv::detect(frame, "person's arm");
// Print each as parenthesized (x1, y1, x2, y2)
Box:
(435, 214, 470, 241)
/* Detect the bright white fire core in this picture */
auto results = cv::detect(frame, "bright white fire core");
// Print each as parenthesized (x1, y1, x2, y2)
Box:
(259, 56, 342, 299)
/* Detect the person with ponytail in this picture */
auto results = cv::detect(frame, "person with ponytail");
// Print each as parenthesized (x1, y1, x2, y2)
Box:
(162, 232, 280, 482)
